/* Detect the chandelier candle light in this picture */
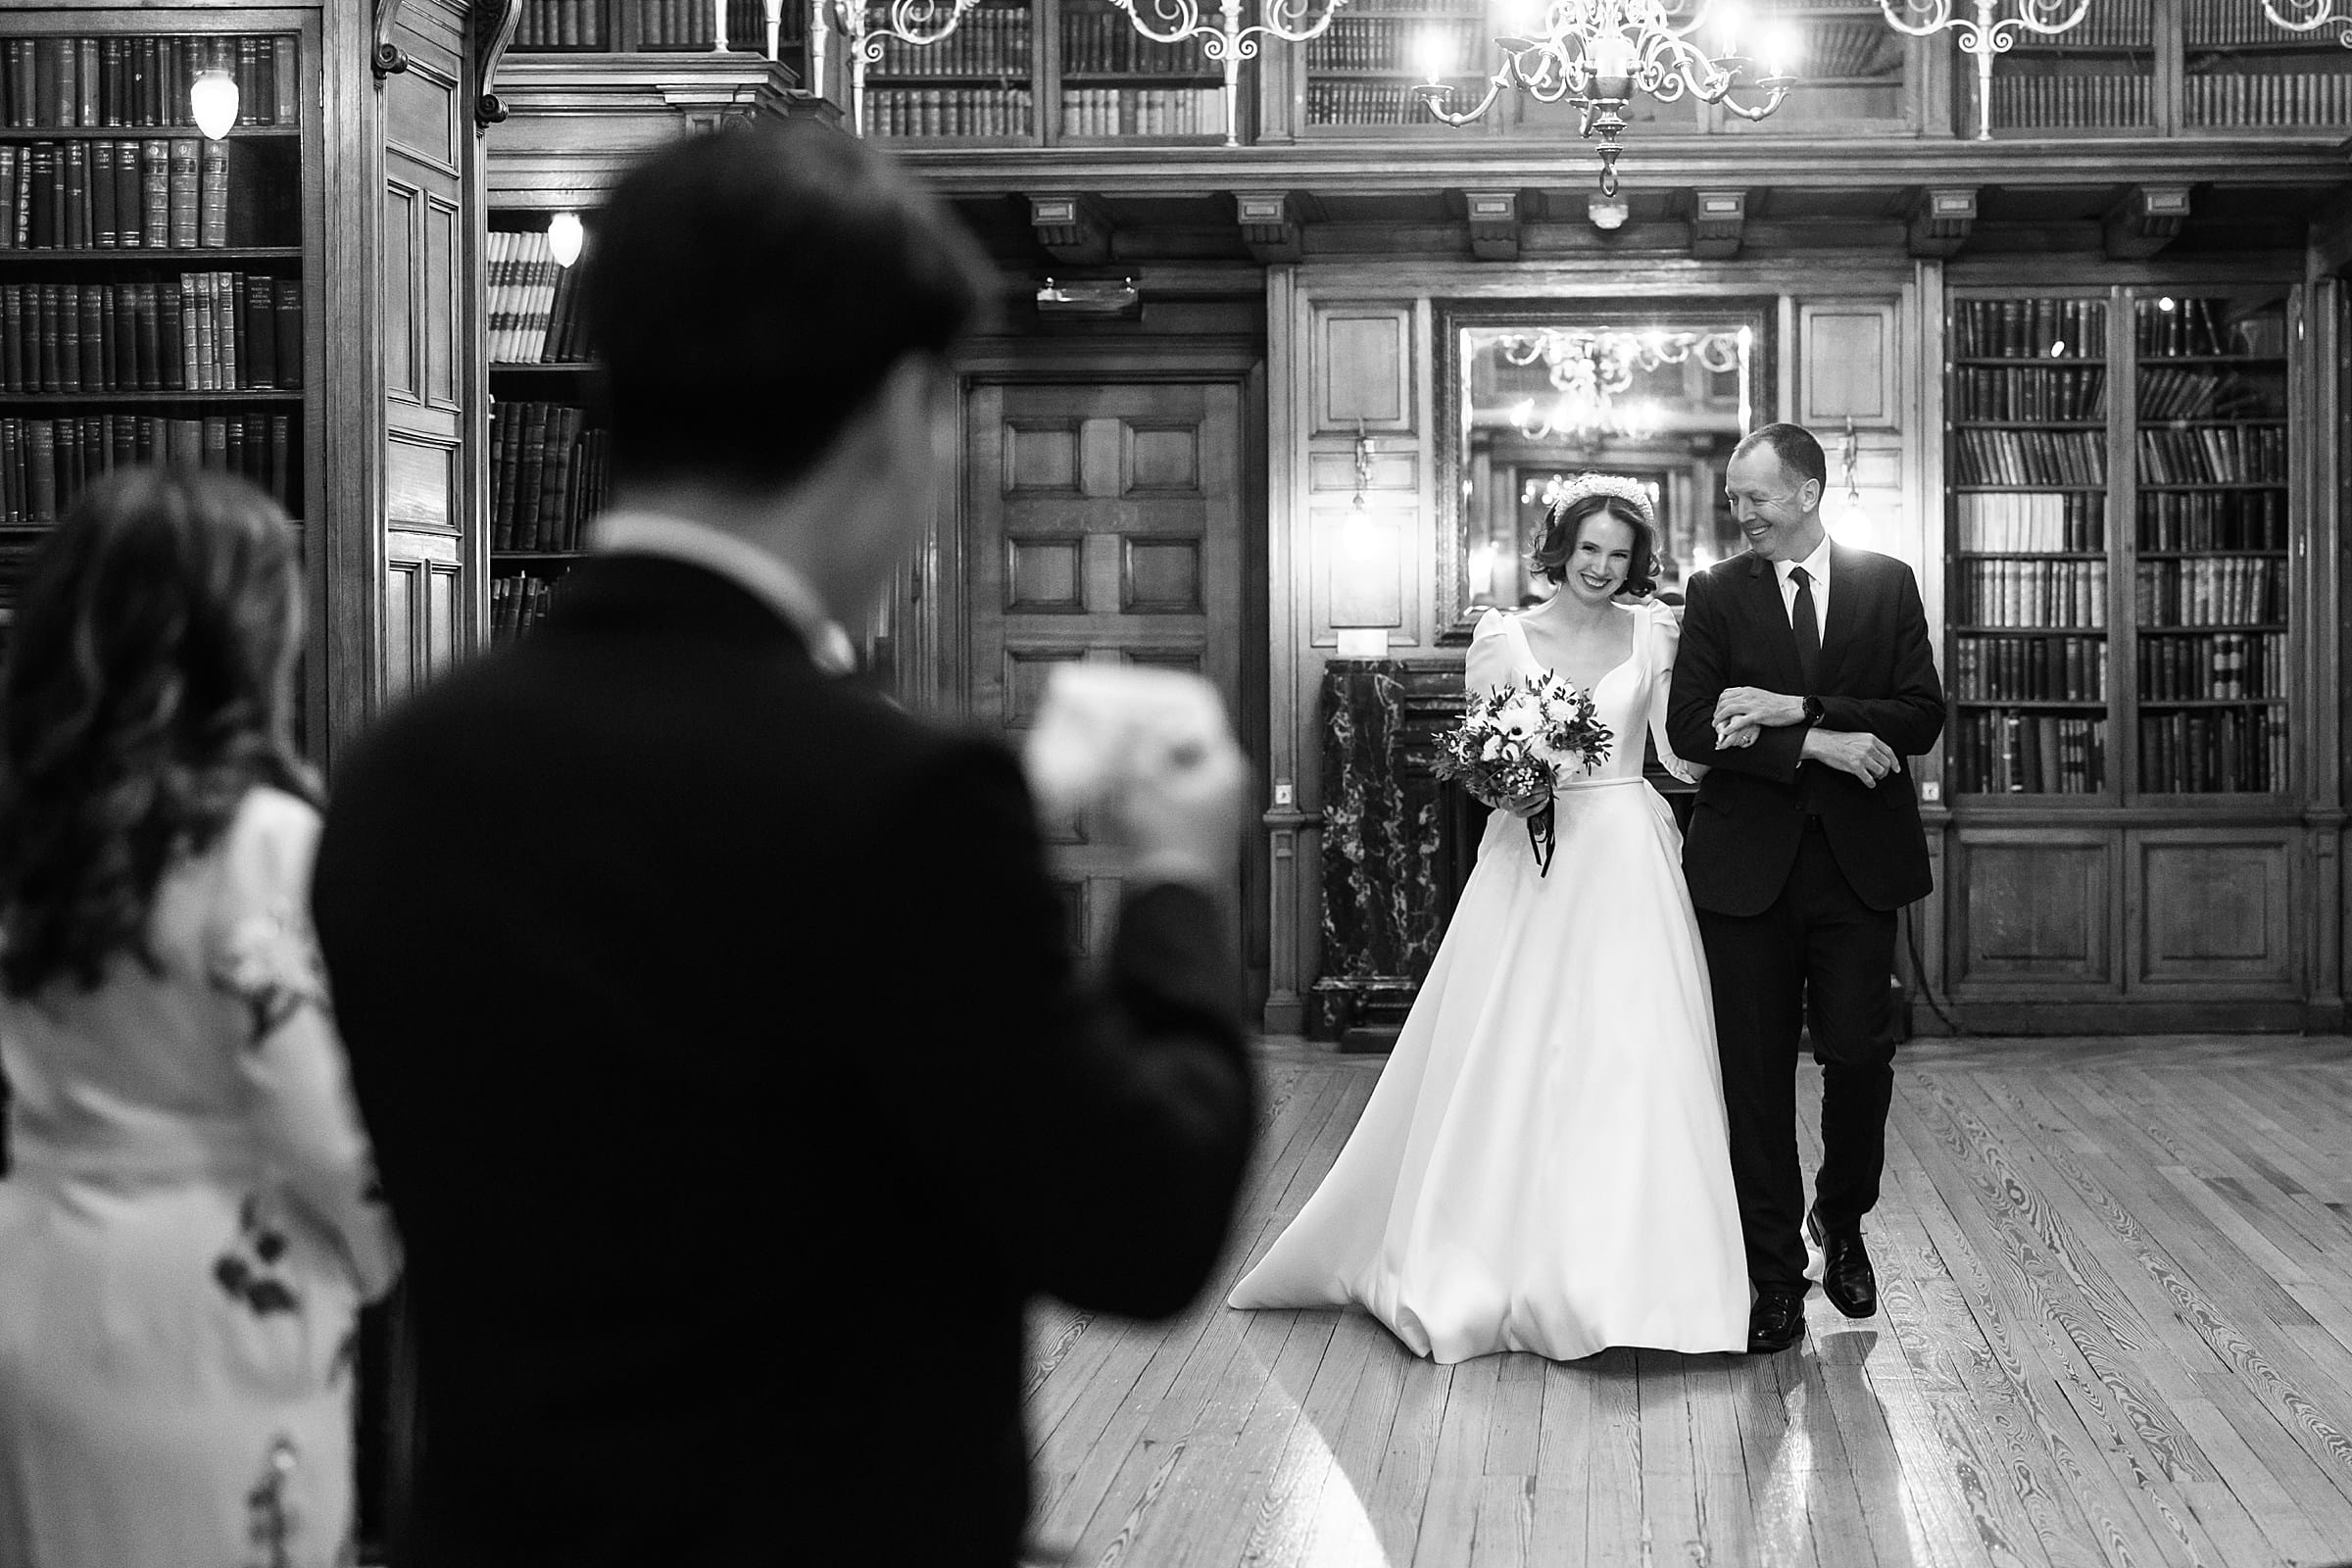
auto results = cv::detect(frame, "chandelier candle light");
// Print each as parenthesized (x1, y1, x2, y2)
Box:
(1411, 0, 1797, 194)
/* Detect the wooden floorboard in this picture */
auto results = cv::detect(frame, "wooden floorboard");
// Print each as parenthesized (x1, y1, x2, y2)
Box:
(1024, 1037, 2352, 1567)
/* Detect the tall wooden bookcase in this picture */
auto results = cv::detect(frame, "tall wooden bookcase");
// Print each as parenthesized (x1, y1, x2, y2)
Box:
(0, 6, 338, 747)
(1938, 271, 2338, 1031)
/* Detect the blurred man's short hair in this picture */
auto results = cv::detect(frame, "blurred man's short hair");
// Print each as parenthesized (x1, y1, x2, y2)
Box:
(580, 122, 995, 495)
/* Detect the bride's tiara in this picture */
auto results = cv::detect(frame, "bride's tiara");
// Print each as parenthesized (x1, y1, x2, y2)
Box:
(1550, 472, 1657, 529)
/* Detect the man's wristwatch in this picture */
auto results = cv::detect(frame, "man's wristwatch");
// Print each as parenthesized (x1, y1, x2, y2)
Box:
(1801, 695, 1826, 726)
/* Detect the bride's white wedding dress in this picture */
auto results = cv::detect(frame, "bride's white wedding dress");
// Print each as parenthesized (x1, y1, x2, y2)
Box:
(1230, 599, 1748, 1362)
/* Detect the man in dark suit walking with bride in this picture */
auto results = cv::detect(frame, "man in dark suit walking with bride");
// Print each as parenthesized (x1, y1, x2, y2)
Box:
(1666, 422, 1945, 1355)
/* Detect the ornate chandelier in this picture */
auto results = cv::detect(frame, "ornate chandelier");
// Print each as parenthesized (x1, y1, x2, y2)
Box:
(1497, 328, 1741, 443)
(1412, 0, 1797, 195)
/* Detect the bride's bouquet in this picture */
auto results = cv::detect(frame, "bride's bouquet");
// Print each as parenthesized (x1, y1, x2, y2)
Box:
(1432, 672, 1614, 876)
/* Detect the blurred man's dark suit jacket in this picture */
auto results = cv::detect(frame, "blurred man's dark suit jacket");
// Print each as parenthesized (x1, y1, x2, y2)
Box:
(312, 553, 1256, 1568)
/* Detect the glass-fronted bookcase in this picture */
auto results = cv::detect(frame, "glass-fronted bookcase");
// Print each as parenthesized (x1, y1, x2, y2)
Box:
(1940, 275, 2326, 1030)
(1947, 283, 2294, 802)
(0, 7, 325, 742)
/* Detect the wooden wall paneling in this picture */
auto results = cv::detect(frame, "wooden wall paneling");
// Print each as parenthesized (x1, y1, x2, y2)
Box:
(2126, 829, 2298, 994)
(1265, 267, 1312, 1033)
(1314, 304, 1413, 433)
(1910, 261, 1952, 1020)
(324, 0, 388, 765)
(1951, 827, 2120, 994)
(1797, 301, 1899, 430)
(2300, 270, 2344, 1027)
(379, 8, 480, 704)
(951, 344, 1266, 999)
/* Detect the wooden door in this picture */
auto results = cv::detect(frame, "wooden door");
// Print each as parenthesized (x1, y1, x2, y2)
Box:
(965, 380, 1246, 958)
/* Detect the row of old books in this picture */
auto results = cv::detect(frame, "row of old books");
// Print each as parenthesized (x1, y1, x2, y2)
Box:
(1952, 710, 2105, 795)
(1956, 559, 2109, 627)
(2133, 555, 2287, 625)
(868, 88, 1035, 136)
(1060, 11, 1206, 74)
(0, 275, 302, 394)
(2005, 0, 2152, 44)
(1952, 298, 2106, 361)
(486, 230, 585, 365)
(2182, 69, 2352, 125)
(2136, 488, 2285, 551)
(865, 7, 1033, 74)
(2137, 707, 2285, 794)
(1954, 427, 2107, 487)
(2135, 424, 2286, 485)
(1955, 491, 2105, 552)
(1987, 74, 2150, 130)
(1952, 633, 2108, 703)
(0, 413, 296, 525)
(513, 0, 778, 49)
(1058, 88, 1223, 135)
(0, 35, 299, 131)
(1305, 19, 1482, 72)
(2136, 366, 2280, 419)
(490, 573, 566, 643)
(1953, 365, 2105, 422)
(490, 401, 607, 553)
(1307, 80, 1458, 123)
(2137, 630, 2286, 702)
(2136, 296, 2283, 357)
(0, 139, 269, 252)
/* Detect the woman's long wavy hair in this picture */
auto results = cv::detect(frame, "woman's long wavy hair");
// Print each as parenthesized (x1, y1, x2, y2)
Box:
(0, 467, 317, 999)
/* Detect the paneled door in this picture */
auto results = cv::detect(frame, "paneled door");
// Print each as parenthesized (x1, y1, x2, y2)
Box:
(964, 380, 1246, 958)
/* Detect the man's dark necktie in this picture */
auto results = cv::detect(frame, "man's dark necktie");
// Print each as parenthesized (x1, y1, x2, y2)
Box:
(1789, 564, 1821, 691)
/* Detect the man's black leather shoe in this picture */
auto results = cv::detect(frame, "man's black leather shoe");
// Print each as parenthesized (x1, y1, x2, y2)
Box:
(1747, 1287, 1806, 1353)
(1808, 1208, 1878, 1318)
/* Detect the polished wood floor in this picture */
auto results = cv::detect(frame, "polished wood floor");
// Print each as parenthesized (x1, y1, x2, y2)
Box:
(1022, 1035, 2352, 1568)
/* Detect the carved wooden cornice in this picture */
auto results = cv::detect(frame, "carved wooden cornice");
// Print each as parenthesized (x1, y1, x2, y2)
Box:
(483, 57, 810, 205)
(887, 139, 2352, 200)
(372, 0, 412, 78)
(472, 0, 525, 130)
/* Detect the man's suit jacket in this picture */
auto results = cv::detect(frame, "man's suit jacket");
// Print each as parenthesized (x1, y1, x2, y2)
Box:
(1665, 544, 1946, 917)
(312, 555, 1256, 1568)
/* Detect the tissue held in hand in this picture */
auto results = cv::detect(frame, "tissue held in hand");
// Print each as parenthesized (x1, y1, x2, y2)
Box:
(1022, 663, 1237, 822)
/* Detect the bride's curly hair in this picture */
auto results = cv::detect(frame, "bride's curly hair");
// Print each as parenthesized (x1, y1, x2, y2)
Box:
(0, 467, 317, 1000)
(1530, 491, 1661, 597)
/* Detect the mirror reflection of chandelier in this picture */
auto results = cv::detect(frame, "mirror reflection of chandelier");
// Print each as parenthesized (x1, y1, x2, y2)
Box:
(1410, 0, 1797, 195)
(1498, 327, 1744, 442)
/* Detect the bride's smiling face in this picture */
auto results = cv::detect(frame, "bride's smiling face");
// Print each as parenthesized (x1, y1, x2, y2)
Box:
(1556, 511, 1637, 606)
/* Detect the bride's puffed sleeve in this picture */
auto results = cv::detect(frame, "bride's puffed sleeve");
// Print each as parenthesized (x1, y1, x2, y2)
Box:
(1644, 601, 1701, 784)
(1464, 606, 1515, 699)
(209, 790, 403, 1303)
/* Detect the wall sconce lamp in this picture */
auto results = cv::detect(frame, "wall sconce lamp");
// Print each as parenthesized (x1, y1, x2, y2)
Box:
(1826, 416, 1877, 550)
(547, 212, 585, 269)
(190, 67, 240, 140)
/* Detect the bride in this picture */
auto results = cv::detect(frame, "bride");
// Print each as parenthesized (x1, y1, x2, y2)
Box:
(1228, 474, 1748, 1362)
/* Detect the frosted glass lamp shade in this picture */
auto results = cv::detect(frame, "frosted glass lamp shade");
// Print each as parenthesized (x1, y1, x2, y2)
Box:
(548, 212, 585, 268)
(190, 68, 240, 140)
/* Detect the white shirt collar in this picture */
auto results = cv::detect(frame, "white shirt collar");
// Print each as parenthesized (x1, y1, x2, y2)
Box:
(1773, 533, 1833, 588)
(590, 510, 855, 673)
